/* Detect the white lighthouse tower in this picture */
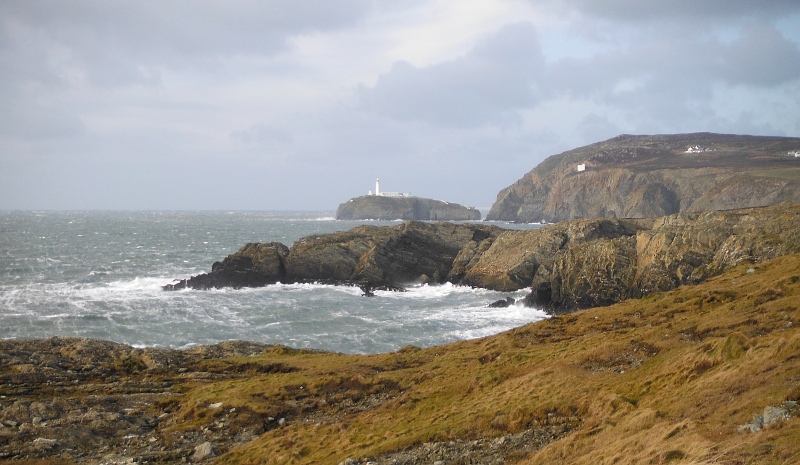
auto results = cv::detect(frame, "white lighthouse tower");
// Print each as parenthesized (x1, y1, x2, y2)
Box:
(375, 178, 381, 196)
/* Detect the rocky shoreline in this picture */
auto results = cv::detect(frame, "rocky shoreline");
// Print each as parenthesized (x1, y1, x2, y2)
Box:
(3, 249, 800, 463)
(166, 203, 800, 314)
(0, 338, 276, 463)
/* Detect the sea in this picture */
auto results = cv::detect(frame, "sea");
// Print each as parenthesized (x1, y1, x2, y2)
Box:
(0, 211, 548, 354)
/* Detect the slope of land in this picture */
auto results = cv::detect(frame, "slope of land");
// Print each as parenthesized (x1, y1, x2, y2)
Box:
(487, 132, 800, 223)
(3, 253, 800, 464)
(335, 195, 480, 221)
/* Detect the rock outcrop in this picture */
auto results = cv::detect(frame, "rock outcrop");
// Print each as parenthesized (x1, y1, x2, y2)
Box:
(336, 195, 481, 221)
(487, 133, 800, 223)
(166, 203, 800, 314)
(473, 204, 800, 312)
(166, 222, 503, 291)
(165, 242, 289, 290)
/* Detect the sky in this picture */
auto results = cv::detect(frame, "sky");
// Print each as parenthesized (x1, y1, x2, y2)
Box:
(2, 1, 800, 211)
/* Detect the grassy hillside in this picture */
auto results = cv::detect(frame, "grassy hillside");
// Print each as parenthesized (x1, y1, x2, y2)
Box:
(152, 254, 800, 464)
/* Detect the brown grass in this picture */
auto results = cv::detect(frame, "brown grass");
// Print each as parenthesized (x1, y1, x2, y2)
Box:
(160, 254, 800, 464)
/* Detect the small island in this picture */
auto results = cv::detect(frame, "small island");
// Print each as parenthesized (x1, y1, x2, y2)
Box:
(335, 179, 481, 221)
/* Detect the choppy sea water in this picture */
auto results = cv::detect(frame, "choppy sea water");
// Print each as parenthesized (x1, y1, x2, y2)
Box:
(0, 211, 547, 354)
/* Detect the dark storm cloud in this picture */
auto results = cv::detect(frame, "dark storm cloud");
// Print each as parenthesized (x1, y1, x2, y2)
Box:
(357, 22, 544, 127)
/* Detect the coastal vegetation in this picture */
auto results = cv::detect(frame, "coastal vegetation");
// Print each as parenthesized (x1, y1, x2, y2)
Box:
(3, 252, 800, 463)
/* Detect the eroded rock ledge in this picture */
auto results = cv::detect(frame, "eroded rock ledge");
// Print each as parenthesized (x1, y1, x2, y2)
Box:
(165, 203, 800, 313)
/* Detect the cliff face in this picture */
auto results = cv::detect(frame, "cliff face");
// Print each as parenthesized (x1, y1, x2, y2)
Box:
(166, 203, 800, 314)
(335, 195, 481, 221)
(486, 133, 800, 223)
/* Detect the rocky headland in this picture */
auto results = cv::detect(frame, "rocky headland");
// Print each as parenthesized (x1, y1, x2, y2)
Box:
(9, 133, 800, 464)
(4, 251, 800, 464)
(166, 203, 800, 314)
(335, 195, 481, 221)
(487, 133, 800, 223)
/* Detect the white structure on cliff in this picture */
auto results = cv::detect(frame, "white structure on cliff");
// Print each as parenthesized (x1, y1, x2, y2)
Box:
(369, 178, 411, 197)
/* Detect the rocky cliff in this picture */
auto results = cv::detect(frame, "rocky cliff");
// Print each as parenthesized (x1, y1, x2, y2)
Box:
(335, 195, 481, 221)
(165, 203, 800, 314)
(486, 133, 800, 223)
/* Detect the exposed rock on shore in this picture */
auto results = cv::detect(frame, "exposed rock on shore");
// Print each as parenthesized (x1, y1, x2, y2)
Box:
(165, 221, 504, 291)
(335, 195, 481, 221)
(487, 133, 800, 223)
(6, 253, 800, 464)
(0, 338, 281, 463)
(166, 203, 800, 314)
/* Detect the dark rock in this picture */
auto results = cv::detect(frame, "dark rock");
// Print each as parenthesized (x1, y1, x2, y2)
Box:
(488, 297, 515, 308)
(487, 133, 800, 223)
(336, 195, 481, 221)
(523, 282, 551, 308)
(283, 221, 502, 289)
(163, 242, 289, 290)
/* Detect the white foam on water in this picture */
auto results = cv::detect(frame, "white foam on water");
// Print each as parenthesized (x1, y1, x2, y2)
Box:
(376, 282, 497, 300)
(1, 211, 556, 353)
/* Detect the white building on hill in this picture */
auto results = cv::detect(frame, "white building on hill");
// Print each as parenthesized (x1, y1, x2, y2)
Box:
(369, 179, 411, 197)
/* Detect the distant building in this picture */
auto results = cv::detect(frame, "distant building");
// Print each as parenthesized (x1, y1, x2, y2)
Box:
(371, 179, 411, 197)
(789, 150, 800, 158)
(686, 145, 715, 153)
(576, 163, 586, 172)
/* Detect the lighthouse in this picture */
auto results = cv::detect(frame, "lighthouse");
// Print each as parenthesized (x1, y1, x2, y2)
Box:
(375, 178, 381, 196)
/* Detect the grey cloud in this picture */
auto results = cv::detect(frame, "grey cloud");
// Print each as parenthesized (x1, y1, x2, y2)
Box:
(722, 24, 800, 86)
(565, 0, 800, 22)
(3, 1, 373, 58)
(0, 0, 373, 88)
(358, 22, 544, 127)
(545, 24, 800, 116)
(0, 0, 373, 141)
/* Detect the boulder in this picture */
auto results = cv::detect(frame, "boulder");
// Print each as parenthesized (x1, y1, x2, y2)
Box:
(193, 441, 215, 461)
(488, 297, 516, 308)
